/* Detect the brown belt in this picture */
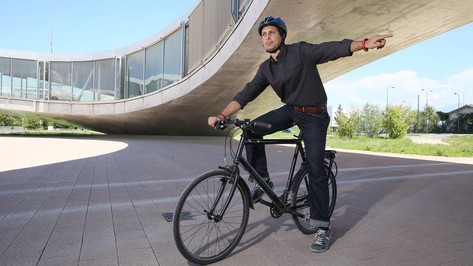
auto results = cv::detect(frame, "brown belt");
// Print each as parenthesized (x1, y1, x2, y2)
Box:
(293, 105, 326, 114)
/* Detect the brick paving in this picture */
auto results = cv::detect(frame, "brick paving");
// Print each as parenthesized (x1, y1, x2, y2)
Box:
(1, 135, 472, 265)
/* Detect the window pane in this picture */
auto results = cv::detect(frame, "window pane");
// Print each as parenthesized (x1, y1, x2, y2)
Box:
(0, 57, 11, 96)
(26, 77, 37, 99)
(117, 58, 124, 100)
(145, 42, 163, 93)
(72, 61, 94, 102)
(96, 59, 116, 101)
(11, 59, 37, 98)
(126, 50, 144, 98)
(38, 62, 48, 100)
(50, 62, 72, 101)
(163, 30, 182, 87)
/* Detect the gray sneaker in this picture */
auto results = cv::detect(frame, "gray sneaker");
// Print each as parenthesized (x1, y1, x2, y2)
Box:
(311, 229, 331, 253)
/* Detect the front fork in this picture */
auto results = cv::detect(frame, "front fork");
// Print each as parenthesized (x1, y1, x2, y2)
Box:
(205, 165, 253, 222)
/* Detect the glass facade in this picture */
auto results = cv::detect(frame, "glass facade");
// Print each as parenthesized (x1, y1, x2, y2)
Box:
(163, 31, 182, 87)
(72, 61, 94, 101)
(0, 0, 250, 103)
(38, 61, 48, 100)
(11, 59, 37, 99)
(0, 57, 11, 96)
(145, 42, 164, 94)
(125, 29, 184, 98)
(126, 50, 145, 98)
(95, 59, 117, 101)
(0, 27, 184, 103)
(50, 62, 72, 100)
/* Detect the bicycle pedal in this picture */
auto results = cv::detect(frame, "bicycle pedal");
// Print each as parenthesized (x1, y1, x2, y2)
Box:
(259, 198, 272, 207)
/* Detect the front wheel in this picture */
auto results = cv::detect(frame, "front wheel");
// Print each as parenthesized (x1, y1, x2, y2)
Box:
(173, 170, 250, 265)
(291, 166, 337, 234)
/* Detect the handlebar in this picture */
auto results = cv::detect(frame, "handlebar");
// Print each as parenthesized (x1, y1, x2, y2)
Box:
(214, 118, 272, 131)
(253, 121, 273, 130)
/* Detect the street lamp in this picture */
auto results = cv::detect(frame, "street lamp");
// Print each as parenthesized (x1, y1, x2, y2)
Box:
(421, 89, 433, 133)
(386, 86, 394, 108)
(454, 92, 460, 133)
(421, 88, 433, 107)
(417, 94, 420, 133)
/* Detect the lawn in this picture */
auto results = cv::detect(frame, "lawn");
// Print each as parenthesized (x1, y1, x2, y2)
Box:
(4, 128, 472, 157)
(264, 127, 473, 157)
(326, 134, 473, 157)
(0, 129, 105, 137)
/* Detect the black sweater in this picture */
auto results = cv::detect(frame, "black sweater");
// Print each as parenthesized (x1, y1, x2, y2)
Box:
(233, 39, 353, 108)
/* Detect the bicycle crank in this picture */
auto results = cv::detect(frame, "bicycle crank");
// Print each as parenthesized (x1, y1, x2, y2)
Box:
(270, 204, 283, 218)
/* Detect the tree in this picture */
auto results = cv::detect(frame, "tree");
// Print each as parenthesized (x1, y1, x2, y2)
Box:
(383, 105, 409, 139)
(419, 105, 439, 133)
(400, 104, 416, 129)
(24, 116, 42, 130)
(336, 105, 361, 138)
(334, 105, 344, 123)
(436, 111, 449, 133)
(0, 114, 14, 126)
(335, 105, 348, 137)
(0, 113, 21, 127)
(361, 103, 383, 137)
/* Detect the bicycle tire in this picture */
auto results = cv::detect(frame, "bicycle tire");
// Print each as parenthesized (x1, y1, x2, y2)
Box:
(291, 166, 337, 234)
(173, 170, 250, 265)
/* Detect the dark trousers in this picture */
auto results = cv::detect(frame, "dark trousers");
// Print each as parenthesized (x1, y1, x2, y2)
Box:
(246, 104, 331, 228)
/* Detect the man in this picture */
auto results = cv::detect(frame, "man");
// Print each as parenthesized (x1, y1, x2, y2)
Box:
(208, 16, 392, 252)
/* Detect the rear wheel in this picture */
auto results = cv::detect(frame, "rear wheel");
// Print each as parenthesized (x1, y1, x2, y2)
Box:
(173, 170, 250, 265)
(291, 166, 337, 234)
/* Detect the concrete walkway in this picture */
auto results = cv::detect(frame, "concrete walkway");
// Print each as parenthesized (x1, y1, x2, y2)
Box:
(405, 133, 454, 145)
(1, 135, 472, 265)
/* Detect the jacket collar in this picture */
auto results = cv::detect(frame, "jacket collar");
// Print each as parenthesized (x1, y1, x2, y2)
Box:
(269, 43, 286, 62)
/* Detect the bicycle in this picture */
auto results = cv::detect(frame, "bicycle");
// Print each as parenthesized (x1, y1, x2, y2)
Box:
(173, 118, 338, 265)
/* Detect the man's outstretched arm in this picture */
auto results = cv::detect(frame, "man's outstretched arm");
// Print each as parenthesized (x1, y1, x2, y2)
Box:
(350, 34, 393, 53)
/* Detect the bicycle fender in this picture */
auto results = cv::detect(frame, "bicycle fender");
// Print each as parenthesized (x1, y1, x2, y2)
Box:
(238, 178, 255, 210)
(218, 165, 254, 209)
(290, 166, 307, 191)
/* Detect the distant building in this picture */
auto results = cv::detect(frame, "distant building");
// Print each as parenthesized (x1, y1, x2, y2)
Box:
(448, 104, 473, 120)
(448, 104, 473, 133)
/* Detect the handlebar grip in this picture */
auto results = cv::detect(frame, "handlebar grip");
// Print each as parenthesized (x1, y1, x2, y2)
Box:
(253, 121, 272, 130)
(214, 119, 227, 130)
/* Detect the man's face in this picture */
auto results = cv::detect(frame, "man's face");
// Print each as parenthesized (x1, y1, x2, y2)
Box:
(261, 25, 282, 53)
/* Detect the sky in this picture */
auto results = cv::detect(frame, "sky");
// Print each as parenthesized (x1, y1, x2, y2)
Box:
(1, 0, 196, 53)
(325, 22, 473, 113)
(1, 1, 472, 113)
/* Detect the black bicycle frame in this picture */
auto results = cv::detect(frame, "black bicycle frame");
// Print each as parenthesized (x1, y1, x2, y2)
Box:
(235, 131, 307, 212)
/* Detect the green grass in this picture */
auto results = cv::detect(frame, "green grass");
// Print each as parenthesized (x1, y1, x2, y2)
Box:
(263, 127, 473, 157)
(1, 129, 105, 137)
(5, 127, 473, 158)
(326, 135, 473, 157)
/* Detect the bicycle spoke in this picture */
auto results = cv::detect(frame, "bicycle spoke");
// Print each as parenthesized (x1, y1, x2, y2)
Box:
(292, 167, 337, 234)
(174, 118, 339, 263)
(174, 170, 249, 264)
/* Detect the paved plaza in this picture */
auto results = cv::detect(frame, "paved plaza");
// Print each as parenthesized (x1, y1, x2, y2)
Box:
(1, 135, 472, 265)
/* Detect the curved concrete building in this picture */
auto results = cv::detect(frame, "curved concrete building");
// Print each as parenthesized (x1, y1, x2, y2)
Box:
(1, 0, 472, 135)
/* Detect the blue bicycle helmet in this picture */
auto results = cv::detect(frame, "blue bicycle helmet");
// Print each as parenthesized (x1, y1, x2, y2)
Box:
(258, 16, 287, 39)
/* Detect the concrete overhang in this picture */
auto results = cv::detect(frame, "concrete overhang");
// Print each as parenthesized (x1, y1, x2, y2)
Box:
(2, 0, 473, 135)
